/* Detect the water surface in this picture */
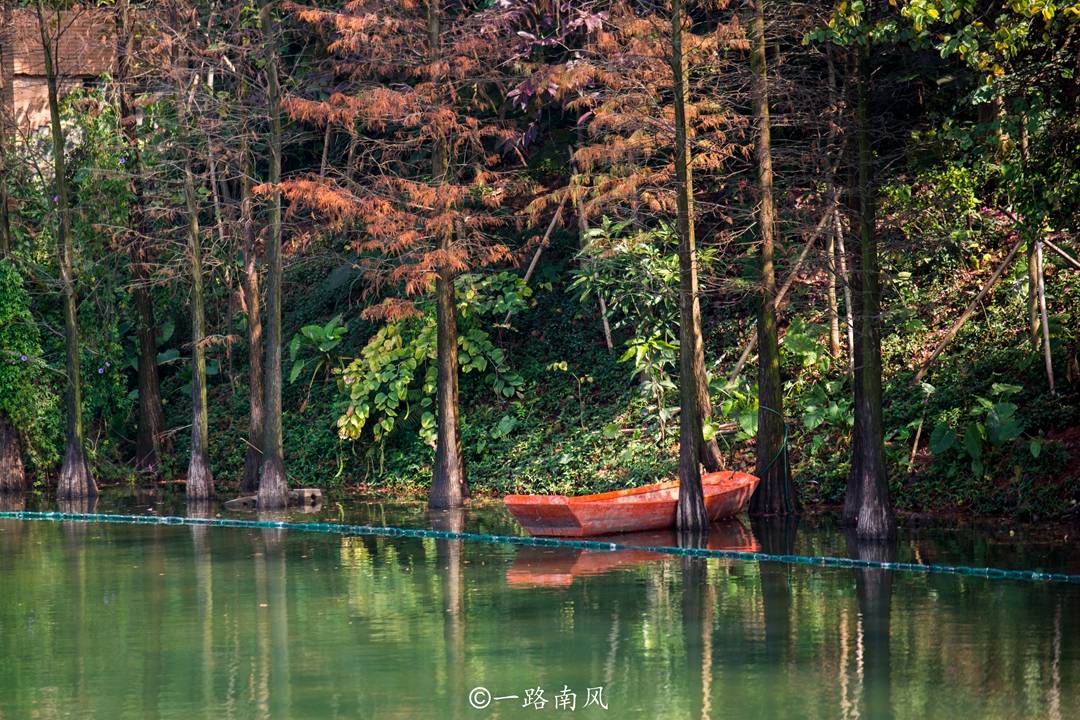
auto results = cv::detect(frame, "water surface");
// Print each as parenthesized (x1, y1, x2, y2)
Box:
(1, 511, 1077, 719)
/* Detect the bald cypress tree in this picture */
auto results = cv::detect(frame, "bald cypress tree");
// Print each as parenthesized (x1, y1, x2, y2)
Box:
(282, 0, 524, 509)
(36, 0, 96, 499)
(748, 0, 796, 516)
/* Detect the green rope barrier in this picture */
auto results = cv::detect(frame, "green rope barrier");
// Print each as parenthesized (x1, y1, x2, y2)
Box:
(1, 511, 1078, 585)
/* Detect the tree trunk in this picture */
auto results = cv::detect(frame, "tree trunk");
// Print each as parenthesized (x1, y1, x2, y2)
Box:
(240, 136, 264, 494)
(319, 122, 332, 178)
(183, 133, 214, 500)
(842, 214, 863, 526)
(346, 128, 359, 179)
(835, 208, 856, 377)
(670, 0, 707, 530)
(693, 355, 725, 472)
(749, 0, 796, 516)
(852, 48, 894, 539)
(258, 0, 288, 509)
(37, 1, 96, 499)
(828, 50, 855, 378)
(1027, 236, 1040, 349)
(1019, 114, 1041, 351)
(118, 0, 166, 479)
(826, 56, 842, 363)
(0, 413, 24, 494)
(430, 244, 467, 508)
(0, 16, 19, 494)
(133, 284, 165, 475)
(827, 229, 841, 359)
(1036, 240, 1055, 395)
(0, 2, 12, 257)
(427, 0, 467, 509)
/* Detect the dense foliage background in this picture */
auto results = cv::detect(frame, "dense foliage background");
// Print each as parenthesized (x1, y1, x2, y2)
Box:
(1, 0, 1077, 518)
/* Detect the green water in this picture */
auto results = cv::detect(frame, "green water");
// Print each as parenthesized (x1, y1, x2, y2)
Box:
(0, 515, 1077, 719)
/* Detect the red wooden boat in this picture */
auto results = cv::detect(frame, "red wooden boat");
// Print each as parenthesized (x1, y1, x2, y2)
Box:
(504, 471, 759, 537)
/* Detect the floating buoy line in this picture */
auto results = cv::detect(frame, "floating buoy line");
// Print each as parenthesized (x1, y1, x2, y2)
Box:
(1, 510, 1078, 585)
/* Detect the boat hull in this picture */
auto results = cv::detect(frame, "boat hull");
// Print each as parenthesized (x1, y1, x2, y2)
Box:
(504, 471, 759, 537)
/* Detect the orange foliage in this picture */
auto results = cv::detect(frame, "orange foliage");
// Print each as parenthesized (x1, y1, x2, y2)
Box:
(550, 4, 751, 231)
(279, 0, 534, 307)
(361, 297, 423, 322)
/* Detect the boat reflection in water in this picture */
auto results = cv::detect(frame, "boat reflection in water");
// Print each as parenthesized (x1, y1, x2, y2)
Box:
(506, 520, 760, 588)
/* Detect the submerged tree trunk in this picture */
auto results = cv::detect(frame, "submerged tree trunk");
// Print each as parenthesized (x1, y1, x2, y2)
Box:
(851, 49, 895, 539)
(258, 0, 287, 509)
(118, 0, 166, 479)
(240, 138, 264, 494)
(37, 1, 96, 499)
(749, 0, 796, 516)
(427, 0, 467, 509)
(670, 0, 707, 530)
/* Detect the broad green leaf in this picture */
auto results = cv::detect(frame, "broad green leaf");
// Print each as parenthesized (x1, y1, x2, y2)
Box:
(929, 423, 954, 454)
(963, 423, 983, 461)
(158, 319, 175, 344)
(702, 421, 717, 441)
(289, 359, 306, 384)
(991, 382, 1023, 396)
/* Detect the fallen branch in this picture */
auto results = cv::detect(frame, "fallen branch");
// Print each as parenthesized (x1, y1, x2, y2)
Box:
(1036, 240, 1055, 395)
(727, 188, 840, 382)
(573, 177, 613, 351)
(503, 195, 568, 325)
(913, 233, 1025, 384)
(1043, 236, 1080, 271)
(834, 204, 856, 378)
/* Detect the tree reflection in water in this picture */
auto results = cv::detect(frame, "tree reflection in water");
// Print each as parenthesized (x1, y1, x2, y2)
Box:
(679, 531, 712, 720)
(430, 508, 466, 720)
(256, 513, 291, 719)
(0, 513, 1077, 718)
(845, 529, 896, 720)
